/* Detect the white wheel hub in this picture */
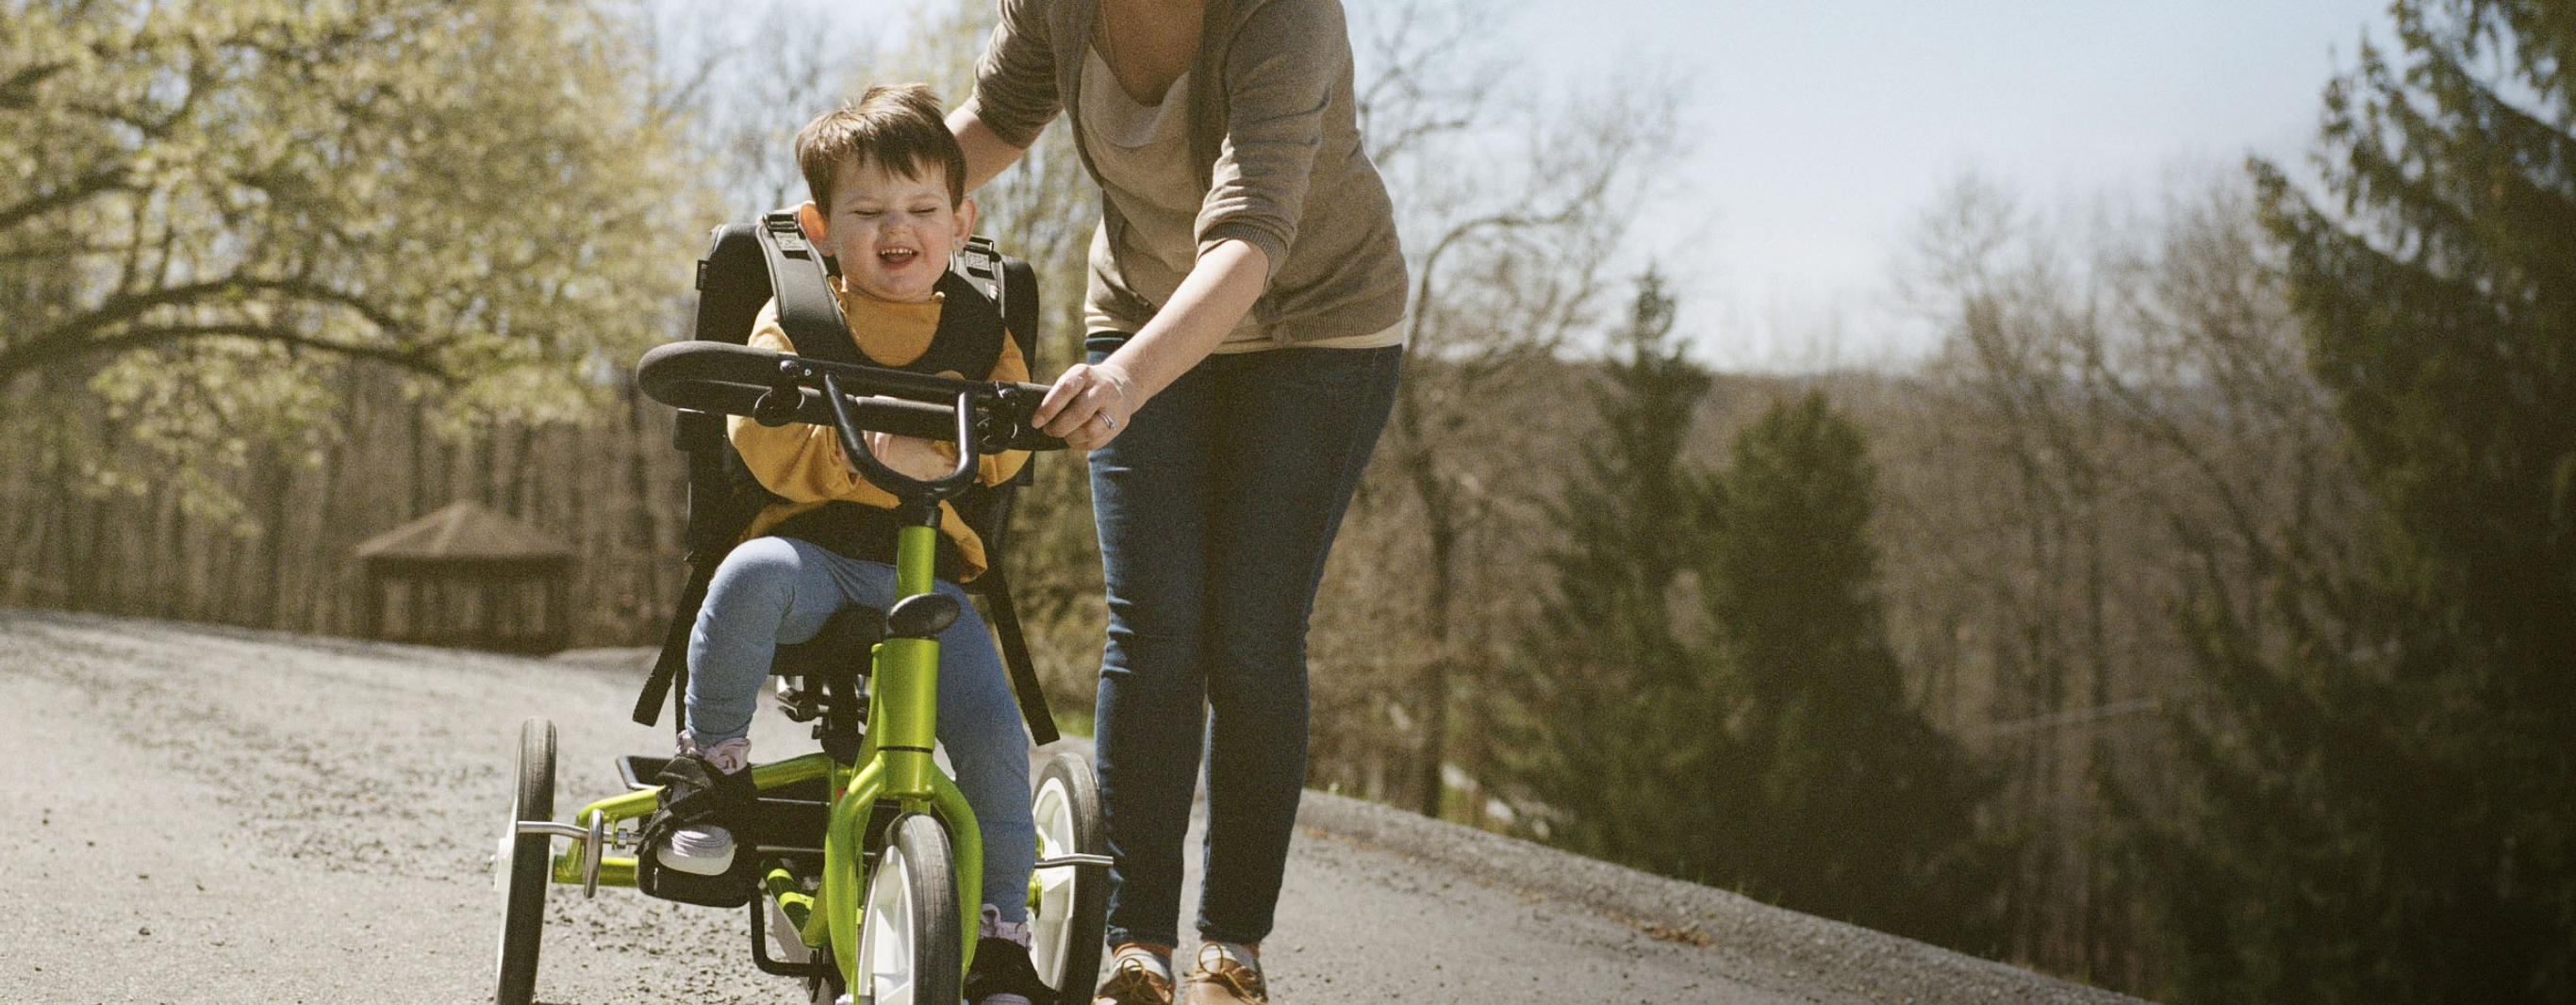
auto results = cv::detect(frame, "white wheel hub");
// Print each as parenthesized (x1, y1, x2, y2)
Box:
(1030, 776, 1080, 987)
(859, 847, 921, 1005)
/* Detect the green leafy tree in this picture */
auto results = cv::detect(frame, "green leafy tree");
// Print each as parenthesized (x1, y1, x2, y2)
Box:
(1493, 270, 1733, 878)
(1, 0, 703, 505)
(1703, 390, 2004, 951)
(2132, 1, 2576, 1000)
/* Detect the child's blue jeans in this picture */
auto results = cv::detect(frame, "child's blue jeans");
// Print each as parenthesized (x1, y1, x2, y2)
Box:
(685, 534, 1036, 923)
(1085, 336, 1403, 949)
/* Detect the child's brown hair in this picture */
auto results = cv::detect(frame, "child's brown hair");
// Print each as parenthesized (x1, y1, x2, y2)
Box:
(794, 83, 967, 212)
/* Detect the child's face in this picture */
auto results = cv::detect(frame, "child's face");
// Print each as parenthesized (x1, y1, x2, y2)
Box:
(800, 157, 975, 304)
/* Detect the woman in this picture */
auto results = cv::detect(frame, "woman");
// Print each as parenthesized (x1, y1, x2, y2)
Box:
(949, 1, 1405, 1002)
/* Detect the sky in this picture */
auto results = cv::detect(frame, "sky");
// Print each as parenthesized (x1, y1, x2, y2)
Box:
(819, 0, 2396, 370)
(1487, 0, 2392, 369)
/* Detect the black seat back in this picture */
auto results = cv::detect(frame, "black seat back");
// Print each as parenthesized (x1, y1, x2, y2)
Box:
(677, 221, 1038, 572)
(635, 216, 1059, 747)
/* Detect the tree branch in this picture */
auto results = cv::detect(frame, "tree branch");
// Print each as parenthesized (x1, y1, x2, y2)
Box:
(26, 275, 410, 346)
(0, 240, 116, 264)
(0, 321, 450, 380)
(0, 61, 72, 108)
(0, 165, 134, 233)
(6, 276, 431, 379)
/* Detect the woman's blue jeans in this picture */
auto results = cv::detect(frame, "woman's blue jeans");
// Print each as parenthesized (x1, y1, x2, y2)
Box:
(685, 535, 1036, 923)
(1086, 336, 1403, 948)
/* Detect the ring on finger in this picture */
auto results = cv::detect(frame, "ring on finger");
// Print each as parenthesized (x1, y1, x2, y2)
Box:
(1097, 410, 1118, 431)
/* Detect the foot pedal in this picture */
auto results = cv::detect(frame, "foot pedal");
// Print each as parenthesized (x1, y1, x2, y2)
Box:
(616, 754, 675, 791)
(774, 676, 824, 722)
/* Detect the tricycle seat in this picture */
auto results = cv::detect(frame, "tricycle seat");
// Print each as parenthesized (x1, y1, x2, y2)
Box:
(768, 604, 881, 679)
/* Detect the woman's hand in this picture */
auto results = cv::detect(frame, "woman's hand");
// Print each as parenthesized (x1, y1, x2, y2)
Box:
(1026, 240, 1268, 452)
(1033, 361, 1137, 451)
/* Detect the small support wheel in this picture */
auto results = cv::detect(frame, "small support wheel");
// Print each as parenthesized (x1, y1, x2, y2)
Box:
(1030, 750, 1110, 1000)
(495, 717, 555, 1005)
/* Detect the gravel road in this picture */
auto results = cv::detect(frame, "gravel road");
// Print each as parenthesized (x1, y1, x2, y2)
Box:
(1, 609, 2146, 1005)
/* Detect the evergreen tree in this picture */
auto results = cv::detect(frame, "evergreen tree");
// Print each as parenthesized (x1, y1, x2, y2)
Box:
(1496, 280, 2002, 950)
(1492, 270, 1734, 881)
(2135, 1, 2576, 1000)
(1702, 391, 2004, 951)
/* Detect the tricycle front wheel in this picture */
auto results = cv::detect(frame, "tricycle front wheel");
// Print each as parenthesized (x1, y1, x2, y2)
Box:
(852, 813, 962, 1005)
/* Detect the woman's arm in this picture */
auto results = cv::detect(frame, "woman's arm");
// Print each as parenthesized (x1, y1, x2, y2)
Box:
(1193, 0, 1346, 281)
(953, 0, 1056, 192)
(946, 107, 1030, 194)
(1107, 239, 1268, 401)
(1032, 239, 1269, 451)
(1024, 2, 1362, 449)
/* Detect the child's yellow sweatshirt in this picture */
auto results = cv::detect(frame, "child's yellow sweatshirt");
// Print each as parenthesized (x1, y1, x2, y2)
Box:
(728, 284, 1030, 582)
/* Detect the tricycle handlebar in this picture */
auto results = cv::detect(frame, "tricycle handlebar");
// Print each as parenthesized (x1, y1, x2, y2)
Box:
(635, 340, 1065, 508)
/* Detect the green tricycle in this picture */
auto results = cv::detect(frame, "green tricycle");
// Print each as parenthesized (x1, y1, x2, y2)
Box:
(492, 221, 1109, 1005)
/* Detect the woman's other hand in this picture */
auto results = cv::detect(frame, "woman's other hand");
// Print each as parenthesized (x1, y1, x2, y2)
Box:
(1034, 361, 1137, 451)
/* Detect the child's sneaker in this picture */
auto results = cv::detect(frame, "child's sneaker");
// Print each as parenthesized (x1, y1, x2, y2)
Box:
(965, 906, 1056, 1005)
(1092, 943, 1175, 1005)
(651, 733, 751, 876)
(1183, 941, 1266, 1005)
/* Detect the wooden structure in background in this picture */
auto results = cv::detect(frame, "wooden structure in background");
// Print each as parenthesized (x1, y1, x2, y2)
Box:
(355, 501, 574, 653)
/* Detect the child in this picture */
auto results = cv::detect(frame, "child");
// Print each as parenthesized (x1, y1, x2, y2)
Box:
(656, 83, 1053, 1005)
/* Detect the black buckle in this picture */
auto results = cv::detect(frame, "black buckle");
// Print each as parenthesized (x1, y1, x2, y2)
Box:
(762, 213, 811, 255)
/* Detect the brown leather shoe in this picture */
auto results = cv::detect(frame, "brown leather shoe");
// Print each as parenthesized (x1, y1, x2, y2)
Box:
(1183, 942, 1268, 1005)
(1093, 947, 1175, 1005)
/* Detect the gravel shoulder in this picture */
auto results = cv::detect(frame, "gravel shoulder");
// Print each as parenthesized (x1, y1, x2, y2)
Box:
(1, 609, 2145, 1004)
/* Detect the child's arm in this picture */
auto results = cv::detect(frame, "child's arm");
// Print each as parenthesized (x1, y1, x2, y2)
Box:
(729, 303, 866, 502)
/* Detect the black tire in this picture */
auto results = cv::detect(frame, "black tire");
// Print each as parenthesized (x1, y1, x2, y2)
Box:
(1030, 750, 1109, 1001)
(853, 813, 962, 1005)
(495, 717, 555, 1005)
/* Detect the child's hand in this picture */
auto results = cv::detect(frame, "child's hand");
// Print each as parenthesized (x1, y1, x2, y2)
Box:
(867, 431, 956, 481)
(832, 403, 957, 483)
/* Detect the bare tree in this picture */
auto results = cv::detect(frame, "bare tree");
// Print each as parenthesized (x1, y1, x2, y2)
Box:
(1878, 166, 2360, 986)
(1331, 0, 1693, 816)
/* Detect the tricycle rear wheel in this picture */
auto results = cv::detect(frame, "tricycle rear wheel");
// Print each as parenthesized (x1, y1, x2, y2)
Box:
(1030, 750, 1109, 1000)
(495, 717, 555, 1005)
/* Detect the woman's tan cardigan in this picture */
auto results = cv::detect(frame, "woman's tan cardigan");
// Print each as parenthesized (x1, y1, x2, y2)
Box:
(966, 0, 1409, 345)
